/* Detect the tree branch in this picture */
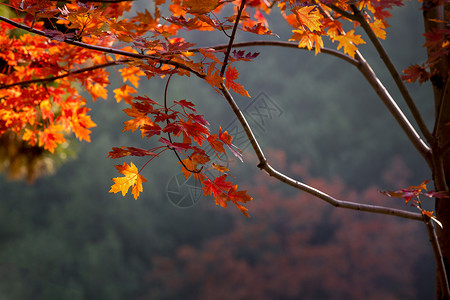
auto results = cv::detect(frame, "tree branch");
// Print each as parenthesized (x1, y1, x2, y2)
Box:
(354, 51, 433, 165)
(220, 0, 247, 77)
(350, 5, 434, 145)
(218, 84, 423, 221)
(0, 16, 204, 79)
(425, 217, 450, 298)
(195, 41, 359, 67)
(0, 59, 129, 90)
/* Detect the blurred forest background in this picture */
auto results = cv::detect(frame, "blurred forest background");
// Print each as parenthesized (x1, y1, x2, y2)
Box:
(0, 1, 437, 299)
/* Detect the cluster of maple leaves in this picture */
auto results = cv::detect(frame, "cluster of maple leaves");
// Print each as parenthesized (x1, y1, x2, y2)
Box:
(0, 0, 446, 216)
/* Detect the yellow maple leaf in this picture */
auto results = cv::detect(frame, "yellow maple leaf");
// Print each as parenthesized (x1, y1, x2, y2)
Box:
(292, 6, 322, 33)
(369, 19, 387, 40)
(109, 162, 147, 200)
(333, 30, 365, 58)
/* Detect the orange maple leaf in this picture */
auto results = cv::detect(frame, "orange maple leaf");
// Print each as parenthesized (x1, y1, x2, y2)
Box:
(109, 162, 147, 200)
(38, 124, 66, 153)
(119, 66, 145, 88)
(122, 107, 153, 134)
(71, 109, 97, 142)
(292, 6, 322, 32)
(225, 66, 250, 97)
(114, 84, 138, 104)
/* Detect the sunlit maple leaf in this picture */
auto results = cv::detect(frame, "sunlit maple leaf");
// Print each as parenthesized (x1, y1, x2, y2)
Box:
(87, 82, 108, 101)
(225, 66, 250, 97)
(71, 108, 96, 142)
(119, 66, 145, 88)
(114, 84, 137, 104)
(290, 30, 323, 55)
(122, 107, 153, 133)
(292, 6, 322, 32)
(369, 19, 387, 40)
(333, 30, 365, 58)
(38, 124, 66, 153)
(109, 162, 147, 200)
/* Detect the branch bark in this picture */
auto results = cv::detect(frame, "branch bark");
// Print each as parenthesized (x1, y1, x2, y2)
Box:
(219, 84, 423, 221)
(350, 5, 434, 144)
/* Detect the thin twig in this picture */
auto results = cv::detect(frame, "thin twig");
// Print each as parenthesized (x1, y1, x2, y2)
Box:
(220, 0, 247, 77)
(163, 73, 202, 174)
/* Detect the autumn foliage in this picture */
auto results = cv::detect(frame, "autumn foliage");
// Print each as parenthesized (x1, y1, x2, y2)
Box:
(1, 0, 450, 296)
(0, 0, 447, 216)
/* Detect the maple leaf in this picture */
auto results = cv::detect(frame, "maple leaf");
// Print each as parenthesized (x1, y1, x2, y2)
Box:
(212, 162, 229, 173)
(184, 0, 222, 15)
(71, 108, 96, 142)
(38, 124, 66, 153)
(119, 66, 145, 88)
(207, 134, 225, 154)
(333, 30, 366, 58)
(369, 19, 387, 40)
(114, 84, 137, 104)
(292, 6, 322, 33)
(290, 30, 324, 55)
(122, 107, 153, 133)
(402, 64, 430, 84)
(109, 162, 147, 200)
(244, 23, 274, 35)
(204, 63, 223, 91)
(225, 66, 250, 97)
(199, 48, 223, 64)
(175, 99, 197, 111)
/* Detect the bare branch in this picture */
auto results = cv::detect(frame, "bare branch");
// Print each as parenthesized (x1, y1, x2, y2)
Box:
(425, 217, 450, 298)
(219, 84, 423, 221)
(196, 41, 359, 67)
(350, 5, 434, 144)
(354, 52, 433, 165)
